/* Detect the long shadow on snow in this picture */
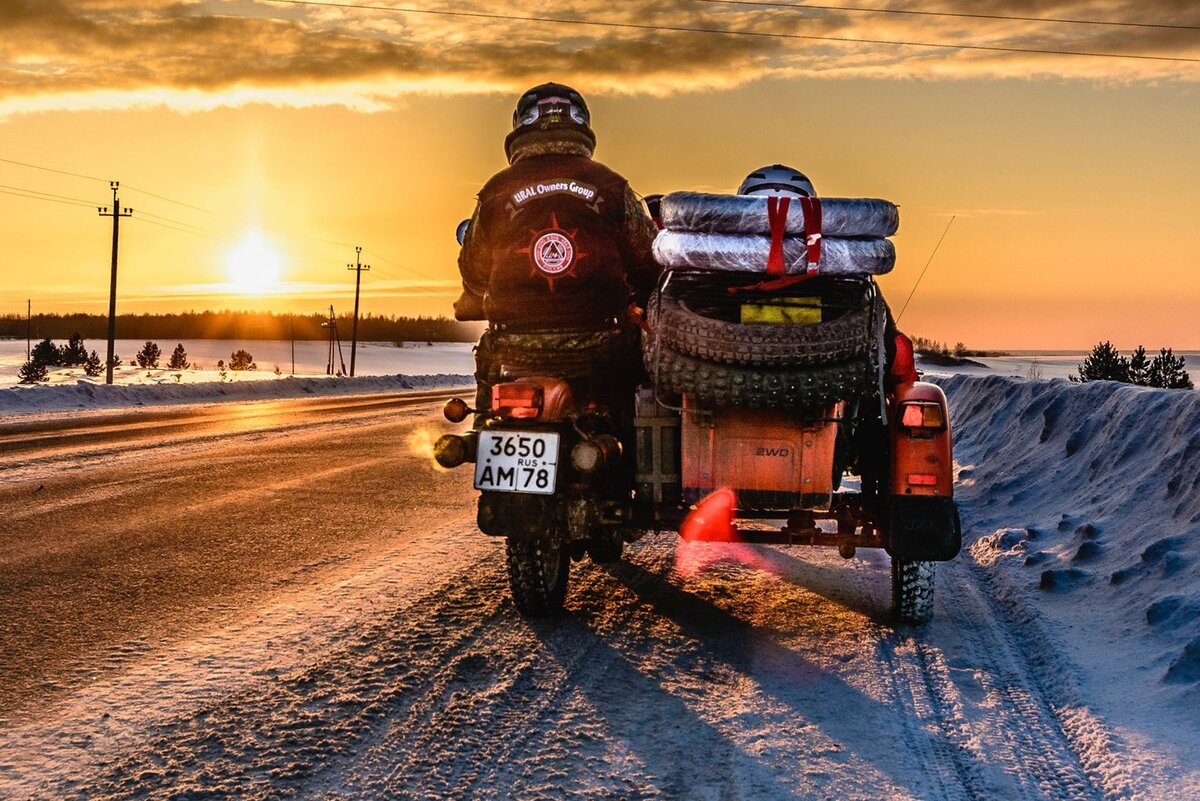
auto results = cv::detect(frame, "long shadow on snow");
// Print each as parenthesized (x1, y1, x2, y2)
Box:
(530, 557, 933, 799)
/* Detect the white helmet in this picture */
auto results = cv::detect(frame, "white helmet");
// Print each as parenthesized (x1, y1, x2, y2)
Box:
(738, 164, 816, 198)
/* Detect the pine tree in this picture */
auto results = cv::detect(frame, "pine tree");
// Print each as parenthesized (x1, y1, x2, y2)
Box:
(30, 338, 61, 368)
(135, 340, 161, 368)
(1075, 341, 1130, 383)
(167, 343, 190, 370)
(61, 332, 88, 367)
(229, 349, 256, 371)
(84, 350, 103, 377)
(1147, 348, 1194, 389)
(1128, 345, 1150, 386)
(17, 359, 48, 384)
(109, 353, 123, 369)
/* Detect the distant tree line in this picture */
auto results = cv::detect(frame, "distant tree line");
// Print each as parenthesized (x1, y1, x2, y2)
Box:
(1073, 341, 1193, 389)
(0, 311, 482, 343)
(910, 336, 1007, 359)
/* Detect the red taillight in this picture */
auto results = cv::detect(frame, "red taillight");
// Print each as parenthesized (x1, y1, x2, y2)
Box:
(907, 473, 938, 486)
(891, 333, 918, 385)
(900, 402, 945, 429)
(492, 384, 543, 419)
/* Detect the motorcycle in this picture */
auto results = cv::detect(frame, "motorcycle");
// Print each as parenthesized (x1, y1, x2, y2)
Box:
(436, 222, 960, 623)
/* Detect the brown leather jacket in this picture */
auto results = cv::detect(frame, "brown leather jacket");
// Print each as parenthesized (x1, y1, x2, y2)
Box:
(455, 130, 658, 331)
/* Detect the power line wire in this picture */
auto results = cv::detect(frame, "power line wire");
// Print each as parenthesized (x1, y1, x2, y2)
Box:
(691, 0, 1200, 32)
(0, 157, 107, 184)
(263, 0, 1200, 64)
(0, 184, 97, 209)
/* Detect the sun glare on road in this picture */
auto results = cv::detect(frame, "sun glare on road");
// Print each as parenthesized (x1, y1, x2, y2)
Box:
(226, 230, 283, 293)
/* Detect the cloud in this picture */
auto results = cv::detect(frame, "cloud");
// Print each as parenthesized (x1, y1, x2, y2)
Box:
(0, 0, 1197, 115)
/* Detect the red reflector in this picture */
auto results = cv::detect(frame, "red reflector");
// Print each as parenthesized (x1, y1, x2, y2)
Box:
(907, 473, 938, 486)
(507, 407, 540, 419)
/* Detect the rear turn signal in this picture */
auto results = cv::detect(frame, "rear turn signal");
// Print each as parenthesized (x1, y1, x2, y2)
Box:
(492, 384, 543, 420)
(900, 401, 945, 430)
(443, 397, 472, 423)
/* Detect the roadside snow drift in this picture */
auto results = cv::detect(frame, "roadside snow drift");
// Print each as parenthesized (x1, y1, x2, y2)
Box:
(0, 373, 471, 415)
(936, 376, 1200, 712)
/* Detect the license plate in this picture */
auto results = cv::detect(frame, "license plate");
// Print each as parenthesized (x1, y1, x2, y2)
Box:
(474, 431, 560, 495)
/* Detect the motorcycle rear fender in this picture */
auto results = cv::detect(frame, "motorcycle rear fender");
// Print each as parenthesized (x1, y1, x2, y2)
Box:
(889, 381, 954, 498)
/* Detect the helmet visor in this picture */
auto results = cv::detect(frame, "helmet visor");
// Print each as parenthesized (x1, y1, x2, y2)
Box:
(514, 94, 590, 128)
(741, 181, 812, 197)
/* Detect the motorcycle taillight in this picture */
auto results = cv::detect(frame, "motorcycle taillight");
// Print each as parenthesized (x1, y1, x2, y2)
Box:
(492, 384, 544, 419)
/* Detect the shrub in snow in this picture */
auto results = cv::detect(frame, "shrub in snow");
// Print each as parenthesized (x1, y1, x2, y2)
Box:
(61, 333, 88, 367)
(17, 359, 48, 384)
(1147, 348, 1193, 389)
(84, 350, 103, 377)
(136, 340, 161, 369)
(1074, 341, 1192, 389)
(1128, 346, 1150, 386)
(1074, 341, 1129, 383)
(108, 353, 123, 369)
(31, 338, 61, 368)
(167, 343, 190, 370)
(229, 349, 256, 371)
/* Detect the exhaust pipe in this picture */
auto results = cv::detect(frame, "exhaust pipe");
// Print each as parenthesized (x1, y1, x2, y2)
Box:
(434, 432, 477, 468)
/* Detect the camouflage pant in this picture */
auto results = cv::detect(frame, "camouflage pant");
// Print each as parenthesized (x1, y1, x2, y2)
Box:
(472, 327, 644, 428)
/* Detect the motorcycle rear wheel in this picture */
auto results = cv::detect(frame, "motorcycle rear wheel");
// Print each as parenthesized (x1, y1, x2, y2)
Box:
(506, 537, 570, 616)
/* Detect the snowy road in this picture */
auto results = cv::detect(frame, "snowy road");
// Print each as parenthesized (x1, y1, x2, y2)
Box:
(0, 392, 1154, 799)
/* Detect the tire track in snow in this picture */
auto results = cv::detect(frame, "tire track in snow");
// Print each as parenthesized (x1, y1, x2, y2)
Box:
(932, 559, 1114, 801)
(874, 628, 992, 801)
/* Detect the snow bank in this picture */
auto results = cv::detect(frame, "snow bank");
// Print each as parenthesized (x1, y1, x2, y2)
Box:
(935, 375, 1200, 708)
(0, 373, 472, 416)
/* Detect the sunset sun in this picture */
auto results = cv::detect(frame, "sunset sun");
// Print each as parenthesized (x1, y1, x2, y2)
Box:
(226, 230, 282, 293)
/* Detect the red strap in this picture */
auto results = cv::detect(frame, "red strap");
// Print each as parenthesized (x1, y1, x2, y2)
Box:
(799, 196, 822, 274)
(726, 273, 815, 295)
(765, 196, 790, 275)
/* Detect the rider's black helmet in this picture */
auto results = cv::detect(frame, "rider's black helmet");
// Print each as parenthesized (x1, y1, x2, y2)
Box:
(505, 83, 596, 159)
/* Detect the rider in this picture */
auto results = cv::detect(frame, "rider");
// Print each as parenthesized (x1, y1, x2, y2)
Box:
(455, 83, 659, 424)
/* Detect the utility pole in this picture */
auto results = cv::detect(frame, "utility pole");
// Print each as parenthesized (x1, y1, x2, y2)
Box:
(347, 246, 370, 377)
(321, 305, 346, 376)
(98, 181, 133, 385)
(26, 299, 31, 361)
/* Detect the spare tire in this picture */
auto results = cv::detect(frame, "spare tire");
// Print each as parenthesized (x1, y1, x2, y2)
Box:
(661, 192, 899, 238)
(644, 337, 876, 410)
(653, 230, 895, 275)
(649, 286, 882, 368)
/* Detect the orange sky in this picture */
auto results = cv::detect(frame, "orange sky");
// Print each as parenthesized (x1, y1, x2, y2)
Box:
(1, 1, 1198, 349)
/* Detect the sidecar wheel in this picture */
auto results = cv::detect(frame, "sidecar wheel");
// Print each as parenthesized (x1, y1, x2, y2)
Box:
(506, 537, 570, 617)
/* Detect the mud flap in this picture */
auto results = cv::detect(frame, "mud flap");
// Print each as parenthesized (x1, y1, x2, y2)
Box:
(478, 492, 556, 539)
(886, 496, 961, 561)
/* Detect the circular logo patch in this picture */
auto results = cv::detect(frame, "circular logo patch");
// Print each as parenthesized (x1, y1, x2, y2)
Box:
(533, 232, 574, 275)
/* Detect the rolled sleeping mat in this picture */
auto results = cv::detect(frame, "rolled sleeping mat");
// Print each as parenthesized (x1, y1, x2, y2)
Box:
(652, 230, 896, 276)
(661, 192, 899, 237)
